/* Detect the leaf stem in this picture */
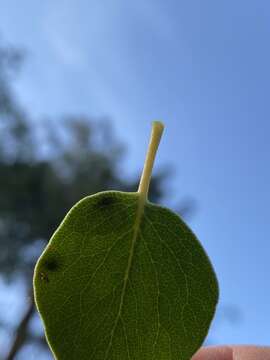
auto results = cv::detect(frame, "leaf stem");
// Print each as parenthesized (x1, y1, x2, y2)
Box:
(138, 121, 164, 202)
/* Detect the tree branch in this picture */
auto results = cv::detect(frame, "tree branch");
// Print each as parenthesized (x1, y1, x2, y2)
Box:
(5, 292, 35, 360)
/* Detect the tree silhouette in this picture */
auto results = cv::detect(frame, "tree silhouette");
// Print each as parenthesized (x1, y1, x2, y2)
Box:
(0, 39, 167, 360)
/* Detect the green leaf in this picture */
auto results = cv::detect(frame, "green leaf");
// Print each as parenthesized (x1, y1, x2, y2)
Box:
(34, 122, 218, 359)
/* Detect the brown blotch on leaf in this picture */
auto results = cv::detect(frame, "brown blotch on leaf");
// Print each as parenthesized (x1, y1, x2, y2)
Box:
(95, 195, 116, 208)
(43, 257, 60, 272)
(40, 272, 49, 283)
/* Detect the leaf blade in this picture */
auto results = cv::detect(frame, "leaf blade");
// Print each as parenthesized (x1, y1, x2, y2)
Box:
(34, 191, 218, 360)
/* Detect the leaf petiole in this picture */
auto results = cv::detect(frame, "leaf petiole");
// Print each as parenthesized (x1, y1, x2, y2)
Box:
(138, 121, 164, 202)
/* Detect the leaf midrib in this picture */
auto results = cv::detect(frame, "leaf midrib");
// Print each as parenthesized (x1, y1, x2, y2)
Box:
(104, 195, 145, 359)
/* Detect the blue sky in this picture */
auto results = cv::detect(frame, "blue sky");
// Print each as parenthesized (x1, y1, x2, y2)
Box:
(1, 0, 270, 348)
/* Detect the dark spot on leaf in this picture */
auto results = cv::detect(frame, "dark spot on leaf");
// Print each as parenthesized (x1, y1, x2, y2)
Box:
(96, 195, 115, 208)
(43, 257, 60, 272)
(40, 272, 49, 283)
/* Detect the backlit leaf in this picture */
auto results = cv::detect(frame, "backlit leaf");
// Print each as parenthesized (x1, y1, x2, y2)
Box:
(34, 122, 218, 360)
